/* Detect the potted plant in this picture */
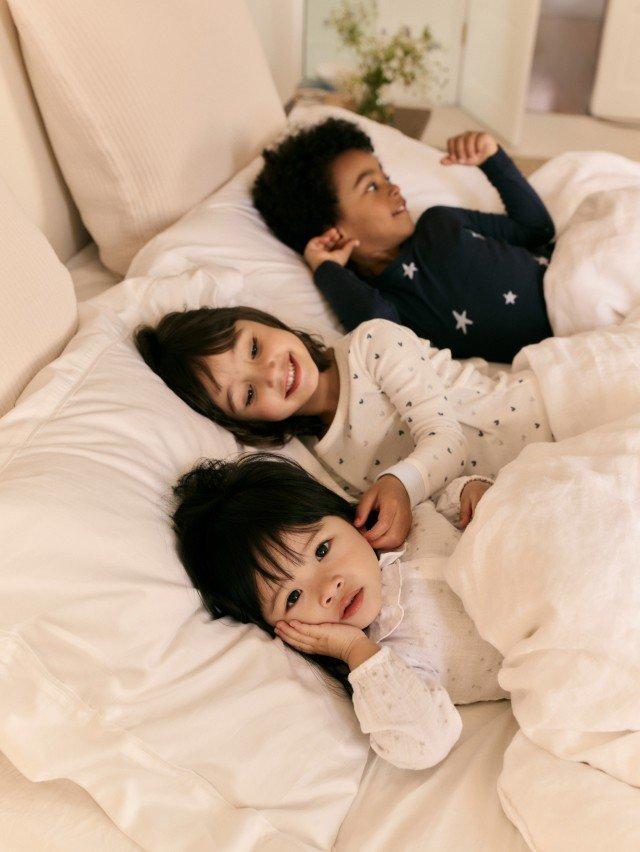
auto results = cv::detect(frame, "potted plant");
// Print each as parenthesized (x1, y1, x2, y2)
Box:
(325, 0, 441, 124)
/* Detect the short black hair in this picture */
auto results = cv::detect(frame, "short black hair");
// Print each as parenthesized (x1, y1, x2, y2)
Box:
(172, 452, 357, 696)
(252, 117, 374, 253)
(134, 305, 332, 446)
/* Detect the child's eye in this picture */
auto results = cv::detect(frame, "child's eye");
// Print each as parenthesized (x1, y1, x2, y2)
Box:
(315, 540, 330, 559)
(251, 337, 258, 358)
(366, 181, 377, 193)
(286, 589, 301, 610)
(245, 385, 255, 407)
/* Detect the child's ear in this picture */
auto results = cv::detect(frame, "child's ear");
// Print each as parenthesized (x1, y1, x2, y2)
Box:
(333, 222, 350, 241)
(339, 226, 358, 245)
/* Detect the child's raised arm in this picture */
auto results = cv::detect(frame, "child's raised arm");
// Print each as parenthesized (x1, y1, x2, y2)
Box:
(305, 229, 401, 331)
(441, 131, 555, 247)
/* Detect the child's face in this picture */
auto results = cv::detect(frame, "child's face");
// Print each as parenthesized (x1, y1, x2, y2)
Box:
(201, 320, 321, 422)
(258, 515, 383, 630)
(331, 149, 414, 258)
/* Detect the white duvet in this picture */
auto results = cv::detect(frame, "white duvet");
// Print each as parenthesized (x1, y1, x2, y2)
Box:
(531, 152, 640, 337)
(125, 105, 640, 848)
(446, 313, 640, 848)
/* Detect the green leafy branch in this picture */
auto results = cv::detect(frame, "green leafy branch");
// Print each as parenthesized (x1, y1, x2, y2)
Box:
(326, 0, 441, 123)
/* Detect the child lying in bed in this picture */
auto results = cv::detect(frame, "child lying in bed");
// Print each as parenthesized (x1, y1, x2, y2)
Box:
(171, 453, 502, 770)
(252, 119, 556, 363)
(136, 307, 553, 548)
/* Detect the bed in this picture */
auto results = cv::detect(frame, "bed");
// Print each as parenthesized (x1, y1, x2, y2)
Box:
(1, 2, 639, 850)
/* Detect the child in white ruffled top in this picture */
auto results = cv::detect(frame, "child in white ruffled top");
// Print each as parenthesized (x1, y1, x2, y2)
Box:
(172, 454, 504, 770)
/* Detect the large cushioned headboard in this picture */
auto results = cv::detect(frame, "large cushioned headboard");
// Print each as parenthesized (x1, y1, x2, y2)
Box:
(0, 0, 85, 261)
(0, 0, 286, 413)
(0, 175, 77, 417)
(7, 0, 287, 274)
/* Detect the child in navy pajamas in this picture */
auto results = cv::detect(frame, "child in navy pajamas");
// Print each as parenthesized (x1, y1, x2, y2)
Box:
(252, 119, 555, 363)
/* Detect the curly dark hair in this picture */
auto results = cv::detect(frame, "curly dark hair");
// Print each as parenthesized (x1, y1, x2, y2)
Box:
(252, 117, 374, 254)
(134, 305, 332, 446)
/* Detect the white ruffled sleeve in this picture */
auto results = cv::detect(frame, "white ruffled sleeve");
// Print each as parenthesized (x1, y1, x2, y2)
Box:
(348, 645, 462, 770)
(435, 475, 494, 527)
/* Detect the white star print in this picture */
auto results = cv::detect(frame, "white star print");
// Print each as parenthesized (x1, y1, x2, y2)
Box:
(503, 291, 518, 305)
(402, 262, 418, 280)
(452, 309, 474, 335)
(535, 256, 549, 267)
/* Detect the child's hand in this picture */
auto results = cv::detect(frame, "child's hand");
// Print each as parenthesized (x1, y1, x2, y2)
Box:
(355, 475, 412, 550)
(275, 619, 379, 669)
(459, 479, 492, 529)
(304, 228, 360, 273)
(440, 131, 499, 167)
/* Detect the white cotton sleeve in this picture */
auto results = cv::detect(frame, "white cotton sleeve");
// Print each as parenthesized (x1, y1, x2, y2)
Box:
(361, 320, 468, 506)
(348, 645, 462, 770)
(435, 475, 494, 527)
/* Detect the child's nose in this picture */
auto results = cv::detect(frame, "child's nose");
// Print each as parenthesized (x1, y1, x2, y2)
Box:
(260, 358, 278, 388)
(321, 578, 343, 607)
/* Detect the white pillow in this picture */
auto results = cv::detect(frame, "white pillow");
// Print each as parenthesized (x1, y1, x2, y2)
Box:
(0, 176, 77, 417)
(7, 0, 286, 275)
(128, 104, 505, 339)
(0, 270, 369, 850)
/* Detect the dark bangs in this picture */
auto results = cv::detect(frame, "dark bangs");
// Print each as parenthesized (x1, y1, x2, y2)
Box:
(172, 453, 357, 695)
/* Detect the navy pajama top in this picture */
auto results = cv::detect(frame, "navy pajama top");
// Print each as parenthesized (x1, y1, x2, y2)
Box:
(313, 147, 555, 363)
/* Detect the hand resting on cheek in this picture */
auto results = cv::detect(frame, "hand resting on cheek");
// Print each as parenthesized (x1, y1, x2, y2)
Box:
(275, 620, 379, 671)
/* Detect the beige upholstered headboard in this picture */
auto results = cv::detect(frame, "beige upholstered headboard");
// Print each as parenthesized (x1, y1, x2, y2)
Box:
(0, 0, 285, 416)
(0, 0, 86, 262)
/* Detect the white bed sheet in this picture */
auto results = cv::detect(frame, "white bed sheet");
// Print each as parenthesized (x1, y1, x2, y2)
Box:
(336, 701, 526, 851)
(0, 701, 524, 851)
(0, 748, 137, 851)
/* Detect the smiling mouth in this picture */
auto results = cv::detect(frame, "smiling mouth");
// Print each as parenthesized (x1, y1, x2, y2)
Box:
(284, 355, 300, 398)
(341, 588, 364, 620)
(392, 201, 408, 217)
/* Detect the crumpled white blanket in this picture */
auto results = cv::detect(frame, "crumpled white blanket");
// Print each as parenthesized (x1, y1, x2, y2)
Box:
(529, 152, 640, 337)
(445, 314, 640, 843)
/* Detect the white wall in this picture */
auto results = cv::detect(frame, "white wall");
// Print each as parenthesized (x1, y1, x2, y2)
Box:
(245, 0, 304, 103)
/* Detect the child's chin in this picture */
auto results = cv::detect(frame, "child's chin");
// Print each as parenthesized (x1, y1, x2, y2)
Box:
(397, 216, 415, 238)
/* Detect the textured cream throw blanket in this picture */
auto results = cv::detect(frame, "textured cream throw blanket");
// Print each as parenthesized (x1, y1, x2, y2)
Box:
(445, 312, 640, 846)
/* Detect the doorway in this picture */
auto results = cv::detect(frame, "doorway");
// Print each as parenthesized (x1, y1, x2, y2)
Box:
(527, 0, 607, 114)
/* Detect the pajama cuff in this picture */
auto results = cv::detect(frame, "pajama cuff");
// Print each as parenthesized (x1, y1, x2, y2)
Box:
(435, 474, 494, 527)
(377, 460, 425, 508)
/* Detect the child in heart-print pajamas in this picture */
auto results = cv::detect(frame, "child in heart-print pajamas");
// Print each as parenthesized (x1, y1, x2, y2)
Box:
(135, 307, 553, 549)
